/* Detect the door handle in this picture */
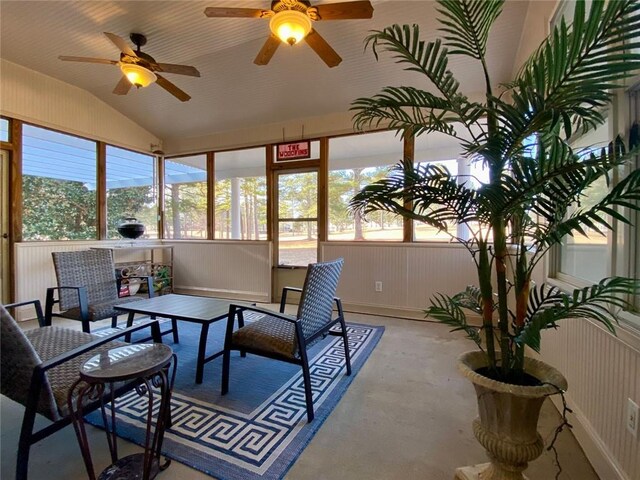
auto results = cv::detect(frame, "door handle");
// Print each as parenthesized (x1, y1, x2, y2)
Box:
(1, 233, 8, 239)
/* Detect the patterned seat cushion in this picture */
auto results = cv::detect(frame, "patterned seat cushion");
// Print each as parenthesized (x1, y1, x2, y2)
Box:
(59, 293, 147, 322)
(25, 327, 126, 419)
(232, 315, 298, 359)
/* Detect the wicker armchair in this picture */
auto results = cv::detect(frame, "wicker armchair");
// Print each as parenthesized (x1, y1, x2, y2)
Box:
(45, 249, 154, 333)
(222, 258, 351, 422)
(1, 300, 162, 480)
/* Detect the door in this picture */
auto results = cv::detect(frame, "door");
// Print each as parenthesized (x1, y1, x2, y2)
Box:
(275, 169, 319, 267)
(0, 149, 10, 303)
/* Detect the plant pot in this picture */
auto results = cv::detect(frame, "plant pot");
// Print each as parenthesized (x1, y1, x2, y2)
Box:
(455, 351, 567, 480)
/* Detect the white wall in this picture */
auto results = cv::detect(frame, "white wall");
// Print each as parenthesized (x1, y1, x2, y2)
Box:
(165, 240, 271, 303)
(0, 59, 159, 152)
(322, 242, 480, 320)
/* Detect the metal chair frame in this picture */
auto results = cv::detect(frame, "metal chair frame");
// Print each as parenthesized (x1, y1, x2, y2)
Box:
(221, 260, 351, 422)
(2, 299, 162, 480)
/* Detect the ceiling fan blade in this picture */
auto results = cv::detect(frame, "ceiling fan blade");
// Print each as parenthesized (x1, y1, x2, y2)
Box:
(59, 56, 118, 65)
(154, 63, 201, 77)
(155, 74, 191, 102)
(204, 7, 270, 18)
(314, 1, 374, 20)
(254, 34, 281, 66)
(305, 29, 342, 67)
(104, 32, 136, 57)
(113, 75, 132, 95)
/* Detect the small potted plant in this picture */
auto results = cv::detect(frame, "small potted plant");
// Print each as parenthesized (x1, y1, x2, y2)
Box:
(349, 1, 640, 478)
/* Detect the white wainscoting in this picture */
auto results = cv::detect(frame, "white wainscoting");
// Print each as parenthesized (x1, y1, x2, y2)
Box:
(14, 240, 148, 321)
(540, 320, 640, 480)
(13, 240, 272, 321)
(321, 242, 478, 319)
(164, 241, 271, 303)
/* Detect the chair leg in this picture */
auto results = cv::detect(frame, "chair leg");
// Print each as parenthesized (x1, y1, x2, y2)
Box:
(44, 289, 55, 327)
(221, 347, 231, 395)
(340, 317, 352, 376)
(81, 320, 91, 333)
(111, 316, 118, 329)
(300, 360, 315, 422)
(171, 318, 179, 343)
(16, 399, 38, 480)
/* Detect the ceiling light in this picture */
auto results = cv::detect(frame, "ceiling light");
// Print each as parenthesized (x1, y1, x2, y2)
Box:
(269, 10, 312, 46)
(120, 63, 157, 88)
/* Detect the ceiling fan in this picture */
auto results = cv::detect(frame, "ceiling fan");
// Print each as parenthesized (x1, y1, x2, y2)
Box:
(204, 0, 374, 67)
(59, 32, 200, 102)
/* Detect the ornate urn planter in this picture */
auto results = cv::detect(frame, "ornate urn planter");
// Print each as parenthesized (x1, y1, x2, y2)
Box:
(455, 351, 568, 480)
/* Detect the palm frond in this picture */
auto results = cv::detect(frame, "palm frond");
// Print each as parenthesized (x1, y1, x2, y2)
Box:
(536, 167, 640, 249)
(349, 159, 482, 231)
(426, 292, 483, 347)
(516, 277, 639, 352)
(502, 0, 640, 158)
(436, 0, 505, 60)
(452, 285, 484, 315)
(353, 24, 482, 129)
(351, 86, 476, 137)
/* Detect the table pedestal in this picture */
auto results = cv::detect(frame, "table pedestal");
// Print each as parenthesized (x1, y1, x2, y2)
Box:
(68, 344, 176, 480)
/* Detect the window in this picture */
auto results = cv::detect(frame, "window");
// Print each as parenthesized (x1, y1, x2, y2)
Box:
(328, 131, 403, 241)
(0, 118, 9, 142)
(214, 147, 266, 240)
(22, 124, 97, 240)
(557, 118, 610, 283)
(106, 146, 157, 239)
(626, 85, 640, 322)
(164, 155, 207, 239)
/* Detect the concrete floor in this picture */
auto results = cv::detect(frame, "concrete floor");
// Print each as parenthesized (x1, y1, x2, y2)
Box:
(1, 311, 598, 480)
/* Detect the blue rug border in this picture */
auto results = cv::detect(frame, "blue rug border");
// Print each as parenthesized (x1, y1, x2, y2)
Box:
(105, 322, 384, 480)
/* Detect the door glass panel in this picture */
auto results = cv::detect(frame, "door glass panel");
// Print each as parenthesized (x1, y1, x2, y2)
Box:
(278, 221, 317, 266)
(278, 171, 318, 266)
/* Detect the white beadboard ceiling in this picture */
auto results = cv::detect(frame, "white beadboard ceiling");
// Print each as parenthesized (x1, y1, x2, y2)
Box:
(0, 0, 532, 143)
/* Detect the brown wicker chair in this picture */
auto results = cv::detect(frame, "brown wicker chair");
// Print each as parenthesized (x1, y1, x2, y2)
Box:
(221, 258, 351, 422)
(44, 249, 154, 333)
(1, 299, 162, 480)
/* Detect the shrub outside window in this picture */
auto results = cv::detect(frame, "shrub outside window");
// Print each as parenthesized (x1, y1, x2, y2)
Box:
(22, 124, 97, 240)
(106, 145, 157, 239)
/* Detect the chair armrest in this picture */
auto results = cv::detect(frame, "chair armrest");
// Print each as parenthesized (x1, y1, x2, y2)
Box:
(334, 297, 344, 315)
(4, 298, 45, 325)
(45, 286, 89, 326)
(280, 286, 303, 313)
(37, 319, 162, 372)
(230, 304, 298, 324)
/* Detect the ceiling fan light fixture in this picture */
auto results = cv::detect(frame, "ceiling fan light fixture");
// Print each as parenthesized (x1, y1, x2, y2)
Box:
(120, 63, 157, 88)
(269, 10, 312, 46)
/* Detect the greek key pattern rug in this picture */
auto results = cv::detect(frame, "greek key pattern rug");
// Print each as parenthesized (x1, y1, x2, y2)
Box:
(97, 321, 383, 480)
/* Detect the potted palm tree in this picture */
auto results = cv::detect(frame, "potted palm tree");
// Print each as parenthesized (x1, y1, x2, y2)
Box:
(349, 1, 640, 478)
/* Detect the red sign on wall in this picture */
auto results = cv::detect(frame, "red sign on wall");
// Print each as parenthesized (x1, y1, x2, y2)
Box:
(276, 141, 311, 161)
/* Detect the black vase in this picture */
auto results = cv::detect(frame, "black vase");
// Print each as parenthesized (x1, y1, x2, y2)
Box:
(117, 217, 145, 239)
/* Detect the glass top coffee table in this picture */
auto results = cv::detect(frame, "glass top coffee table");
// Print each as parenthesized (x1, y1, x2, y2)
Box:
(115, 294, 248, 384)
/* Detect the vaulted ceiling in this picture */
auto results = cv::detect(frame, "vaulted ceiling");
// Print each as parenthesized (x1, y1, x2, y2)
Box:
(0, 1, 532, 142)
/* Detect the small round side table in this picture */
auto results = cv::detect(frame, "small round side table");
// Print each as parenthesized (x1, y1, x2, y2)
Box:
(68, 343, 176, 480)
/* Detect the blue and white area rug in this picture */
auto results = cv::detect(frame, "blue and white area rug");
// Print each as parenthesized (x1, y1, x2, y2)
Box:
(91, 316, 383, 480)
